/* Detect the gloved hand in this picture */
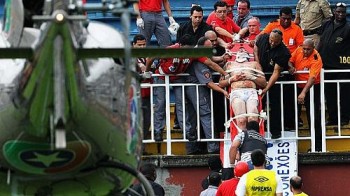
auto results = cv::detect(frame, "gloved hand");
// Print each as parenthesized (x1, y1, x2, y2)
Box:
(136, 18, 144, 29)
(233, 33, 241, 42)
(169, 16, 176, 24)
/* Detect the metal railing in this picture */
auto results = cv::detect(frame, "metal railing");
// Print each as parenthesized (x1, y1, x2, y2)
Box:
(141, 69, 350, 155)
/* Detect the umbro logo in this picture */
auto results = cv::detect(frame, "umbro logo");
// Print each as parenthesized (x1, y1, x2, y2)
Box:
(254, 176, 269, 183)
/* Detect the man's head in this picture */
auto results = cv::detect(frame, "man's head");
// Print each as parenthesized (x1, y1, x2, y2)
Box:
(234, 161, 250, 177)
(247, 17, 260, 35)
(269, 29, 283, 49)
(279, 7, 293, 29)
(235, 51, 250, 63)
(290, 176, 303, 191)
(251, 149, 266, 167)
(237, 0, 250, 19)
(204, 30, 219, 47)
(246, 120, 259, 132)
(178, 34, 195, 47)
(208, 172, 222, 187)
(208, 156, 223, 172)
(197, 36, 213, 47)
(132, 34, 146, 48)
(140, 163, 157, 181)
(334, 2, 347, 23)
(190, 5, 204, 27)
(302, 39, 315, 58)
(223, 0, 235, 16)
(214, 1, 228, 21)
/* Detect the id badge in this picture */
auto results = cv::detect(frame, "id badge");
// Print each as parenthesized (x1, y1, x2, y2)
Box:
(289, 38, 294, 46)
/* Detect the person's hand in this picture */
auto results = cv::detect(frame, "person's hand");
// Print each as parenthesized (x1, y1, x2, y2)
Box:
(169, 16, 176, 24)
(233, 33, 241, 42)
(142, 71, 153, 79)
(223, 90, 230, 99)
(288, 66, 296, 75)
(136, 18, 144, 29)
(249, 40, 255, 48)
(260, 88, 268, 98)
(298, 92, 306, 104)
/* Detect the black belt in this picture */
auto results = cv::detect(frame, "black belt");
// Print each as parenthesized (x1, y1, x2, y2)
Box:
(303, 28, 320, 36)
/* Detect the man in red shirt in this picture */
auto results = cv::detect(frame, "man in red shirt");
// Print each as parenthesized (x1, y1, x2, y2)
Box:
(206, 0, 235, 22)
(133, 0, 177, 47)
(289, 38, 323, 151)
(216, 161, 249, 196)
(206, 1, 241, 43)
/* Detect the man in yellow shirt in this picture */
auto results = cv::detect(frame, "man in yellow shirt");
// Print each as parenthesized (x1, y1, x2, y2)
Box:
(235, 149, 283, 196)
(290, 176, 308, 196)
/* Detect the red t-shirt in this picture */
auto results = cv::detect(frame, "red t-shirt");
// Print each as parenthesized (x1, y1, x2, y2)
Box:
(206, 11, 234, 24)
(139, 0, 162, 12)
(216, 178, 240, 196)
(207, 14, 240, 43)
(156, 44, 208, 81)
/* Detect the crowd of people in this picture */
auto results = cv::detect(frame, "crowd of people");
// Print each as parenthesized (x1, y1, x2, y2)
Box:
(134, 0, 350, 155)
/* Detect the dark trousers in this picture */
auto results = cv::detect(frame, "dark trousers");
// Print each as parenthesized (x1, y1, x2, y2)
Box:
(298, 84, 322, 150)
(263, 83, 282, 136)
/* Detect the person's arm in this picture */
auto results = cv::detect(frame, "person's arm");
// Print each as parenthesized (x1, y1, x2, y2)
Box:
(251, 62, 267, 88)
(320, 0, 333, 20)
(261, 65, 282, 96)
(207, 81, 229, 99)
(145, 57, 155, 72)
(275, 175, 283, 196)
(203, 58, 228, 76)
(133, 2, 144, 29)
(163, 0, 175, 24)
(214, 26, 236, 41)
(294, 0, 301, 25)
(253, 43, 260, 64)
(235, 174, 247, 196)
(229, 140, 241, 164)
(298, 77, 316, 104)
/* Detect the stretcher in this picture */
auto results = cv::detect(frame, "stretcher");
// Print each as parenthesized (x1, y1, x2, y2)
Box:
(220, 42, 267, 167)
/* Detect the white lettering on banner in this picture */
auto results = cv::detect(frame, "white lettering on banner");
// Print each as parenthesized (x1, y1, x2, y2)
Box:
(267, 140, 297, 196)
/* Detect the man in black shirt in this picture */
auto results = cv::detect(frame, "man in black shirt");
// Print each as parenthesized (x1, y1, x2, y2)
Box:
(176, 5, 212, 44)
(318, 3, 350, 126)
(254, 29, 291, 139)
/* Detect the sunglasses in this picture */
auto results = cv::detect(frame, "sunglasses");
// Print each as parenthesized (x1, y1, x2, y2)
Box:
(272, 29, 283, 36)
(336, 2, 347, 7)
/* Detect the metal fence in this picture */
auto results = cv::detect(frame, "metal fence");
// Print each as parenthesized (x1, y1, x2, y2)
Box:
(141, 69, 350, 155)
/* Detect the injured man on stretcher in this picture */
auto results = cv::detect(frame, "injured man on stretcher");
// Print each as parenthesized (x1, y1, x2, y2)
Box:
(219, 49, 267, 130)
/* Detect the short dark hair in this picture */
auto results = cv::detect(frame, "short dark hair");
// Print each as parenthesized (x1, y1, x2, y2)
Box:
(132, 34, 146, 44)
(208, 172, 221, 187)
(251, 149, 266, 167)
(290, 176, 303, 189)
(214, 1, 228, 11)
(237, 0, 251, 9)
(197, 36, 210, 46)
(140, 163, 156, 181)
(280, 6, 293, 16)
(208, 156, 223, 171)
(191, 5, 203, 15)
(178, 34, 195, 46)
(247, 121, 259, 132)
